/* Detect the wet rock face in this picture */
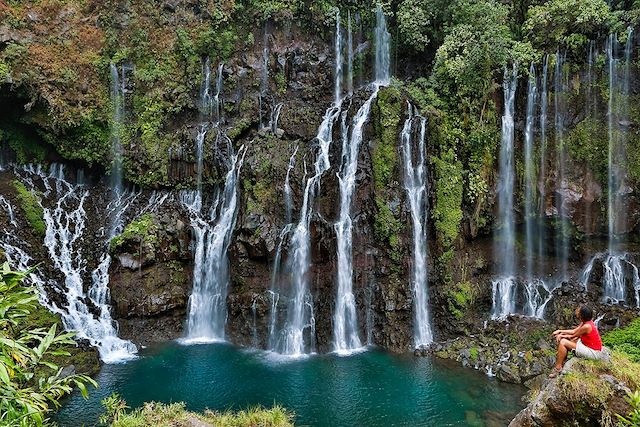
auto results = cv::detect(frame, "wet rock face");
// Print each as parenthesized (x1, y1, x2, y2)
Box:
(109, 206, 193, 345)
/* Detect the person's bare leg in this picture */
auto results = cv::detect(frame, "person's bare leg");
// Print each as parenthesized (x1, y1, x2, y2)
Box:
(555, 338, 577, 370)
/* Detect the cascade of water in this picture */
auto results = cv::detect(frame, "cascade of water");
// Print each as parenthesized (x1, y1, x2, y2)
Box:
(491, 65, 518, 319)
(270, 12, 349, 356)
(334, 89, 378, 352)
(401, 103, 433, 347)
(109, 64, 125, 195)
(0, 195, 17, 227)
(183, 145, 247, 343)
(347, 11, 354, 96)
(284, 145, 299, 224)
(332, 2, 390, 353)
(523, 279, 556, 318)
(214, 62, 224, 124)
(554, 51, 569, 279)
(18, 164, 139, 362)
(538, 55, 549, 276)
(374, 4, 391, 85)
(524, 64, 538, 281)
(335, 10, 343, 102)
(269, 102, 283, 134)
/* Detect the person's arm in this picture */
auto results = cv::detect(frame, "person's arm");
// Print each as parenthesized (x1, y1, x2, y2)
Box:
(566, 323, 592, 339)
(553, 325, 580, 337)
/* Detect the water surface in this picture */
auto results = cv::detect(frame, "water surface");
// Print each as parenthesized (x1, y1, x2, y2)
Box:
(57, 343, 525, 426)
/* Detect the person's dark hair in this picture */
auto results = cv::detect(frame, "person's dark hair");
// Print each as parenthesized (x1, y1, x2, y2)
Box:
(578, 305, 593, 321)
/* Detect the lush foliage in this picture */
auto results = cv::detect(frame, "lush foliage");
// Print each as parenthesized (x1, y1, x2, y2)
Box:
(618, 390, 640, 426)
(524, 0, 613, 50)
(99, 393, 294, 427)
(603, 317, 640, 362)
(0, 263, 96, 426)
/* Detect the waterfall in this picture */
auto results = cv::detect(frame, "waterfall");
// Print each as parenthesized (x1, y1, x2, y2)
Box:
(524, 63, 537, 281)
(491, 64, 517, 318)
(214, 62, 224, 124)
(284, 145, 299, 224)
(109, 63, 125, 195)
(335, 10, 343, 102)
(401, 103, 433, 347)
(374, 4, 391, 85)
(347, 11, 354, 96)
(554, 51, 569, 279)
(537, 55, 549, 275)
(334, 88, 378, 352)
(333, 3, 390, 352)
(581, 28, 640, 306)
(268, 11, 353, 356)
(17, 164, 139, 362)
(182, 145, 247, 343)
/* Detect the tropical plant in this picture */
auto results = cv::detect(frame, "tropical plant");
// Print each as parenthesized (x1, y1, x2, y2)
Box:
(0, 262, 97, 427)
(617, 390, 640, 426)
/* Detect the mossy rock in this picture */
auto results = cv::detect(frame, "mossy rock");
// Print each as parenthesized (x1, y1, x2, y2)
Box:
(12, 179, 45, 236)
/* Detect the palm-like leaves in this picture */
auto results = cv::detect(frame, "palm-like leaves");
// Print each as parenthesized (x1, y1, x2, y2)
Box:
(0, 262, 97, 426)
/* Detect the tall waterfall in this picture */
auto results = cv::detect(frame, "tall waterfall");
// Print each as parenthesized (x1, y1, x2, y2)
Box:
(401, 103, 433, 347)
(347, 11, 354, 96)
(182, 57, 245, 343)
(491, 65, 517, 318)
(19, 165, 138, 362)
(333, 4, 390, 353)
(109, 63, 125, 195)
(183, 145, 247, 342)
(334, 10, 343, 102)
(553, 51, 569, 279)
(374, 4, 391, 85)
(269, 12, 347, 357)
(537, 55, 549, 275)
(524, 64, 537, 281)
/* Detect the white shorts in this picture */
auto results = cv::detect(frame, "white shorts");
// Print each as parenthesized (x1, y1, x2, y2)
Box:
(575, 339, 603, 360)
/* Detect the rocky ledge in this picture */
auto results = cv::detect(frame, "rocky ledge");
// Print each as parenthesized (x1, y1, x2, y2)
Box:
(510, 354, 638, 426)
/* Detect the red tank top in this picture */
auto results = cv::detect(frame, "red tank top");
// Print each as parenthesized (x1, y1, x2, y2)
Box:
(581, 320, 602, 351)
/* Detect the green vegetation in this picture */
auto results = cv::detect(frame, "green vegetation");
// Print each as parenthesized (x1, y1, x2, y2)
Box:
(100, 393, 294, 427)
(372, 85, 404, 267)
(0, 262, 96, 426)
(618, 390, 640, 426)
(603, 317, 640, 362)
(110, 214, 158, 253)
(12, 180, 45, 236)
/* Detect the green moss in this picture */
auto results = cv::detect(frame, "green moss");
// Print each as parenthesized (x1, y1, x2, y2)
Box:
(110, 214, 158, 252)
(373, 197, 404, 265)
(566, 117, 608, 184)
(372, 87, 402, 189)
(469, 347, 479, 362)
(447, 280, 477, 319)
(12, 180, 45, 236)
(431, 149, 463, 249)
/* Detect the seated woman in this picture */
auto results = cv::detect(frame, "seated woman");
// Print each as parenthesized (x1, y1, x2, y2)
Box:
(549, 305, 603, 378)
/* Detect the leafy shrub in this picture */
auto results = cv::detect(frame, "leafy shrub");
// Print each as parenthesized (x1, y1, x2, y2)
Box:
(0, 263, 97, 426)
(602, 318, 640, 362)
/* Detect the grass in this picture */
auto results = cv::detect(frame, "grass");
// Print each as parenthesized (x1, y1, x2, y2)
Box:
(108, 401, 294, 427)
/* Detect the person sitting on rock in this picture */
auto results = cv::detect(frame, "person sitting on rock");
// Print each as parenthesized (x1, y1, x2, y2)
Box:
(549, 305, 603, 378)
